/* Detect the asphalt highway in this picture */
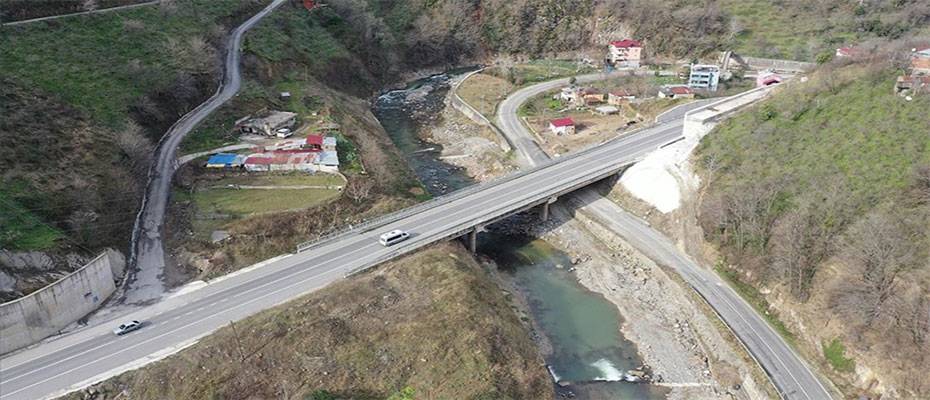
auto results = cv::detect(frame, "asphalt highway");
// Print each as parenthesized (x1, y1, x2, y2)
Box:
(2, 114, 695, 400)
(495, 75, 835, 399)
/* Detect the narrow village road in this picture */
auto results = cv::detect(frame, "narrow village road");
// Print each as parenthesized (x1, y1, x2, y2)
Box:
(126, 0, 287, 304)
(487, 73, 836, 399)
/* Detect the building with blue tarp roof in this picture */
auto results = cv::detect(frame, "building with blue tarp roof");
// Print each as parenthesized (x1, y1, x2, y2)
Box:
(206, 153, 245, 168)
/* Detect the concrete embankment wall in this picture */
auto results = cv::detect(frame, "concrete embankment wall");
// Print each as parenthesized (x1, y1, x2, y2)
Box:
(449, 71, 513, 152)
(0, 249, 125, 355)
(740, 56, 815, 73)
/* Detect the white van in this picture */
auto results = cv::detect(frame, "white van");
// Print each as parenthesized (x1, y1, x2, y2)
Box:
(379, 230, 410, 246)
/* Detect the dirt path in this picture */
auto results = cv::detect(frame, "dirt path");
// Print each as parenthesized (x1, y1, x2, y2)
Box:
(125, 0, 287, 305)
(1, 1, 160, 26)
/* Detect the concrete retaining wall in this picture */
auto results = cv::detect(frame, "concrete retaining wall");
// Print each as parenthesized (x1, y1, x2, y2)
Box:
(450, 71, 513, 152)
(740, 56, 815, 73)
(0, 249, 125, 355)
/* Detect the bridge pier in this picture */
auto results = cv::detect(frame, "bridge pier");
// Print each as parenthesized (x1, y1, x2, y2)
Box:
(468, 225, 482, 254)
(540, 196, 557, 222)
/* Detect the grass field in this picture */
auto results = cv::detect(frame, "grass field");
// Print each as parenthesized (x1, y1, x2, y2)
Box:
(193, 174, 342, 217)
(184, 172, 343, 240)
(456, 73, 514, 117)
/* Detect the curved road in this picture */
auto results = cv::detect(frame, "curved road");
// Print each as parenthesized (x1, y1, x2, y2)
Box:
(492, 73, 835, 399)
(127, 0, 287, 304)
(1, 93, 713, 400)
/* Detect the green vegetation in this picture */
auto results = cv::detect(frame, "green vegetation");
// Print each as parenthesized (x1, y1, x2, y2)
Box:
(180, 80, 270, 153)
(822, 338, 856, 373)
(714, 262, 796, 345)
(0, 192, 63, 251)
(1, 0, 268, 130)
(726, 0, 930, 58)
(386, 387, 416, 400)
(64, 244, 552, 400)
(194, 185, 339, 215)
(698, 59, 930, 394)
(0, 0, 153, 22)
(486, 60, 595, 87)
(1, 0, 269, 261)
(187, 173, 342, 239)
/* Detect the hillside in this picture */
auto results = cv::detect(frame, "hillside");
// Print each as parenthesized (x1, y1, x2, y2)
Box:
(0, 0, 272, 297)
(696, 58, 930, 396)
(63, 243, 553, 400)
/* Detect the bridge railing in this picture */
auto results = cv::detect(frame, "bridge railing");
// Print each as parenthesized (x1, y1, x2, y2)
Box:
(295, 127, 639, 254)
(297, 86, 768, 254)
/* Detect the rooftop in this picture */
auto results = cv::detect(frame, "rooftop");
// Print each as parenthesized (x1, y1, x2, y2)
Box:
(207, 153, 241, 165)
(550, 117, 575, 127)
(609, 39, 642, 48)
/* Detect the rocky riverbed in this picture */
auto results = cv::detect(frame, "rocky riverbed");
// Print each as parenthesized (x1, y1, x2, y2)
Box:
(534, 205, 769, 400)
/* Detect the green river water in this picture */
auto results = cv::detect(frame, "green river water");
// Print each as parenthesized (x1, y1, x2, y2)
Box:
(375, 73, 668, 399)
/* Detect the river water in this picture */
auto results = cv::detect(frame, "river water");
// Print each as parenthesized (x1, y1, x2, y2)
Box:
(373, 74, 668, 399)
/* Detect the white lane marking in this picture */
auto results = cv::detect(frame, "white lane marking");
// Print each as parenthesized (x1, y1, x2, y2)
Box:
(1, 266, 342, 400)
(1, 228, 381, 384)
(4, 123, 673, 380)
(1, 116, 682, 387)
(621, 211, 824, 399)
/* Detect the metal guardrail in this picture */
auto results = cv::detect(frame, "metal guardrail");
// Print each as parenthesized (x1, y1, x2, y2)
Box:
(294, 123, 656, 254)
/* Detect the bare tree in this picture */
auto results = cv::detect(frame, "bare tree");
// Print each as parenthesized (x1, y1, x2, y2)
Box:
(912, 165, 930, 204)
(831, 212, 919, 328)
(114, 121, 154, 181)
(344, 178, 373, 204)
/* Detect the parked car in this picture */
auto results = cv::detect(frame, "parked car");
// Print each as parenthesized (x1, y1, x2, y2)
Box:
(113, 320, 143, 336)
(379, 230, 410, 246)
(275, 127, 293, 138)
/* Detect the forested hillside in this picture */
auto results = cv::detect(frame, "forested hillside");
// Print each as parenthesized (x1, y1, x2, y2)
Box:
(696, 50, 930, 396)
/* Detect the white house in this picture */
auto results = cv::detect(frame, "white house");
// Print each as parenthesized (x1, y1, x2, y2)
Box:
(549, 117, 576, 135)
(608, 39, 643, 68)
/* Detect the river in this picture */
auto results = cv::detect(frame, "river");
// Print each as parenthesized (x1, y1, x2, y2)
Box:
(373, 73, 668, 399)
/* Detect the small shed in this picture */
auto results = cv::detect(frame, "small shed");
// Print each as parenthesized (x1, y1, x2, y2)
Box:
(659, 85, 694, 99)
(549, 117, 576, 135)
(594, 105, 620, 115)
(319, 151, 340, 173)
(305, 134, 324, 151)
(206, 153, 244, 168)
(608, 89, 635, 105)
(323, 136, 337, 152)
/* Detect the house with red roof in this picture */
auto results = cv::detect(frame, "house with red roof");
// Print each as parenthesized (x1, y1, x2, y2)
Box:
(305, 134, 324, 151)
(835, 46, 861, 58)
(658, 85, 694, 99)
(608, 39, 643, 68)
(549, 117, 576, 135)
(242, 135, 340, 173)
(911, 46, 930, 75)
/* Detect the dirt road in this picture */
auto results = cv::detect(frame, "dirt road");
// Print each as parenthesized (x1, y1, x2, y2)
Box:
(125, 0, 287, 304)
